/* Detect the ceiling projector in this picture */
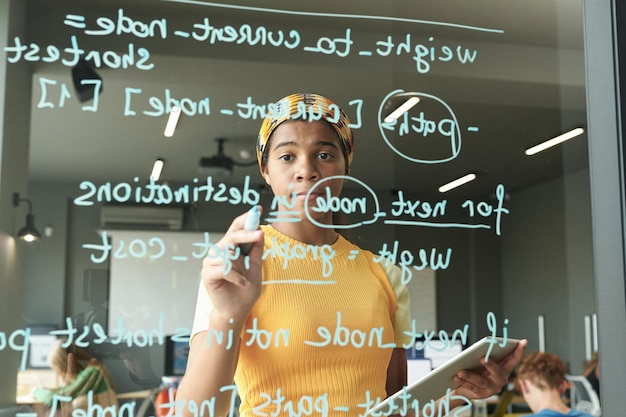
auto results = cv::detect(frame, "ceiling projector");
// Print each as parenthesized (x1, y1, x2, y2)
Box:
(198, 138, 255, 179)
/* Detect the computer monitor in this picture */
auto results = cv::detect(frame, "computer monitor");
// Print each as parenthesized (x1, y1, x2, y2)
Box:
(164, 336, 190, 376)
(27, 324, 59, 369)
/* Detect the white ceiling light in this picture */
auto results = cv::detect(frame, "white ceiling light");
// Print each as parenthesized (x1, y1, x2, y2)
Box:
(164, 106, 181, 137)
(384, 96, 420, 123)
(151, 158, 164, 181)
(439, 173, 477, 193)
(525, 127, 585, 156)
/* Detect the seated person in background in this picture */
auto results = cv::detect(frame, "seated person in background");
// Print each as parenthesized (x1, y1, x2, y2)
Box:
(515, 351, 593, 417)
(33, 339, 118, 417)
(582, 352, 600, 400)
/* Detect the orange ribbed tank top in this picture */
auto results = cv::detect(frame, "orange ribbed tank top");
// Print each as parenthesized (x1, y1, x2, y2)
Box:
(234, 226, 398, 417)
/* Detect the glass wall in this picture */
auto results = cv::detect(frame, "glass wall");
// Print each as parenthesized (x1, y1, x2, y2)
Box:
(1, 0, 609, 415)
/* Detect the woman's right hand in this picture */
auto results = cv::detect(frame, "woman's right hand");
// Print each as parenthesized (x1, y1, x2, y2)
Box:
(201, 207, 265, 322)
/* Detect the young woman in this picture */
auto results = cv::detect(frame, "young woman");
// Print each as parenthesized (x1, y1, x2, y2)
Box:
(176, 93, 525, 417)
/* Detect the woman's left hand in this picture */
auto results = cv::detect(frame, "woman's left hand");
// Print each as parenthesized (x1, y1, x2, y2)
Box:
(452, 339, 527, 399)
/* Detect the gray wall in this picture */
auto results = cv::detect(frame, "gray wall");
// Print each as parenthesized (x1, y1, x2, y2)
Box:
(563, 169, 595, 373)
(503, 176, 570, 354)
(21, 182, 73, 325)
(502, 168, 594, 374)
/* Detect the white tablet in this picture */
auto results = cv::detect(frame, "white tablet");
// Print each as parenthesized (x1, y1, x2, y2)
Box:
(367, 337, 520, 415)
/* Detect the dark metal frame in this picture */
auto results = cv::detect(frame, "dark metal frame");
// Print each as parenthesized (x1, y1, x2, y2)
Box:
(583, 1, 626, 415)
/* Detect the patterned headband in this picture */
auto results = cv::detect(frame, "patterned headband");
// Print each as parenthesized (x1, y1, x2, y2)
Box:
(256, 93, 354, 171)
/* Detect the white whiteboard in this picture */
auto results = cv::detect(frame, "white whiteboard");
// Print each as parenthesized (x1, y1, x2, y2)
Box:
(107, 230, 223, 336)
(107, 231, 435, 337)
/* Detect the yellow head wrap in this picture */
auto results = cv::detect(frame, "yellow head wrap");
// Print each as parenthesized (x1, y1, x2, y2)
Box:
(256, 93, 354, 172)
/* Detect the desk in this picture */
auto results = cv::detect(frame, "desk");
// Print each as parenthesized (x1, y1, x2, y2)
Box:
(117, 390, 152, 400)
(20, 390, 152, 403)
(17, 370, 151, 405)
(16, 369, 59, 405)
(485, 394, 526, 405)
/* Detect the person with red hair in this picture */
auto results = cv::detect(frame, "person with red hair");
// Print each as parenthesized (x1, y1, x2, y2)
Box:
(516, 352, 593, 417)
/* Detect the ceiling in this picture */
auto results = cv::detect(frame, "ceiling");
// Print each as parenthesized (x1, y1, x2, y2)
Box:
(22, 0, 588, 201)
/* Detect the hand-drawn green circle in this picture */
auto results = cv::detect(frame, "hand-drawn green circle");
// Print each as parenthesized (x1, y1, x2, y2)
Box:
(303, 175, 385, 229)
(377, 89, 462, 164)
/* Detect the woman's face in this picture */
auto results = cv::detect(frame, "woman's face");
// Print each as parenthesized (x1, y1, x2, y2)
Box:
(261, 120, 347, 221)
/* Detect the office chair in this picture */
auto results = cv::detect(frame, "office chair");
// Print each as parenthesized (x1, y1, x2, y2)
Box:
(565, 374, 601, 417)
(133, 387, 160, 417)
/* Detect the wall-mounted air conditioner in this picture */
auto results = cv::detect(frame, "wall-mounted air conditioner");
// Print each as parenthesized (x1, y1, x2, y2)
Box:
(100, 205, 184, 230)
